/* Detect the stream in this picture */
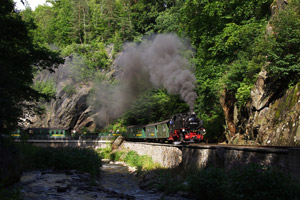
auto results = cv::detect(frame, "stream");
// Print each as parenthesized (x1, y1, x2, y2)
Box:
(17, 162, 189, 200)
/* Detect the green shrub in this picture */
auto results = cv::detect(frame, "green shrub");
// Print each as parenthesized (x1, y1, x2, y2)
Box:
(108, 150, 159, 171)
(96, 146, 112, 160)
(110, 151, 126, 161)
(61, 42, 109, 81)
(157, 164, 300, 200)
(32, 80, 56, 100)
(124, 151, 159, 170)
(265, 1, 300, 94)
(16, 144, 102, 176)
(62, 84, 76, 96)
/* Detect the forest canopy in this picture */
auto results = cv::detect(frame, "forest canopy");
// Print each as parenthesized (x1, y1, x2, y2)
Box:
(1, 0, 299, 141)
(0, 0, 63, 133)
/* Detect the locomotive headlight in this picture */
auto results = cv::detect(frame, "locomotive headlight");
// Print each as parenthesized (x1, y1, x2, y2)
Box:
(182, 129, 185, 132)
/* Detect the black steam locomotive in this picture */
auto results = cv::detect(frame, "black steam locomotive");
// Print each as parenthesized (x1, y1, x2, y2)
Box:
(124, 112, 206, 143)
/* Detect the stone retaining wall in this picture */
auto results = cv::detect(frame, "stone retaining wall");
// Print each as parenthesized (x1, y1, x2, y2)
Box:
(121, 142, 300, 180)
(180, 146, 289, 170)
(120, 142, 182, 168)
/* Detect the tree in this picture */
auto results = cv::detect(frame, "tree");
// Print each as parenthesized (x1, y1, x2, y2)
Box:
(0, 0, 63, 133)
(123, 89, 189, 125)
(265, 0, 300, 97)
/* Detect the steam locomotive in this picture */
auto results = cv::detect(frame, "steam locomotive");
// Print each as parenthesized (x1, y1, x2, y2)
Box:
(124, 112, 206, 143)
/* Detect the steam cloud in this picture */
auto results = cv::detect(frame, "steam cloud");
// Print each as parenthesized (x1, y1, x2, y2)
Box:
(95, 34, 198, 126)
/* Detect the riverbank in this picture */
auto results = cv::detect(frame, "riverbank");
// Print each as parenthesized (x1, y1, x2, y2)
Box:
(5, 162, 189, 200)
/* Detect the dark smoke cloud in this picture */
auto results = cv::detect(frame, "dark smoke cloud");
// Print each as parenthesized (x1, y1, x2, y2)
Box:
(94, 34, 198, 126)
(116, 34, 197, 110)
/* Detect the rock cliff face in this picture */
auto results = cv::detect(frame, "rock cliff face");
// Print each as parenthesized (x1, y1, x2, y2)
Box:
(24, 57, 100, 132)
(225, 70, 300, 146)
(246, 73, 300, 146)
(223, 0, 300, 146)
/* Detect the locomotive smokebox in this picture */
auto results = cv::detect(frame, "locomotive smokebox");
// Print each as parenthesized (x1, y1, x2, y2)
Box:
(186, 113, 201, 130)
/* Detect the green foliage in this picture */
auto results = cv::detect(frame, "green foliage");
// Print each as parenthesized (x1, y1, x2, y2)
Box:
(129, 0, 169, 37)
(62, 42, 109, 80)
(186, 0, 272, 139)
(97, 148, 159, 171)
(155, 4, 181, 34)
(111, 31, 123, 58)
(0, 0, 63, 133)
(62, 84, 76, 96)
(158, 164, 300, 200)
(32, 80, 56, 100)
(17, 0, 300, 142)
(123, 151, 159, 170)
(123, 89, 189, 125)
(110, 151, 126, 161)
(236, 82, 253, 107)
(101, 119, 127, 134)
(96, 146, 112, 160)
(17, 144, 102, 176)
(265, 1, 300, 95)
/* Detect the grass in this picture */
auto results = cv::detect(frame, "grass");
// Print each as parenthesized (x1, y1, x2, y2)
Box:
(16, 144, 102, 176)
(96, 145, 112, 160)
(156, 164, 300, 200)
(96, 147, 160, 171)
(123, 151, 160, 170)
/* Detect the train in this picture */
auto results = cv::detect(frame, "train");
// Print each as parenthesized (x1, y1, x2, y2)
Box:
(10, 128, 120, 139)
(124, 112, 206, 143)
(11, 128, 68, 139)
(10, 113, 205, 143)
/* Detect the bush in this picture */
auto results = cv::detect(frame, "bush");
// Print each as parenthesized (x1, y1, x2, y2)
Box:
(96, 146, 112, 160)
(62, 84, 76, 96)
(124, 151, 159, 170)
(107, 149, 160, 171)
(32, 80, 56, 100)
(157, 164, 300, 200)
(265, 1, 300, 95)
(110, 151, 126, 161)
(16, 144, 102, 176)
(61, 42, 109, 81)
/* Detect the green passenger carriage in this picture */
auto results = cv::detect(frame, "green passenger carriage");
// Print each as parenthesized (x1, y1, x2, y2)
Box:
(125, 125, 145, 140)
(124, 120, 170, 141)
(124, 113, 206, 143)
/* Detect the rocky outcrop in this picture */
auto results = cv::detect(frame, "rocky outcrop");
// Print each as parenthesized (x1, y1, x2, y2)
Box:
(222, 0, 300, 146)
(247, 78, 300, 146)
(24, 57, 99, 132)
(226, 69, 300, 146)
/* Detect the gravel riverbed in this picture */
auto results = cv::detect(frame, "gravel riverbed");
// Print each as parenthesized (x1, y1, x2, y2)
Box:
(17, 162, 190, 200)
